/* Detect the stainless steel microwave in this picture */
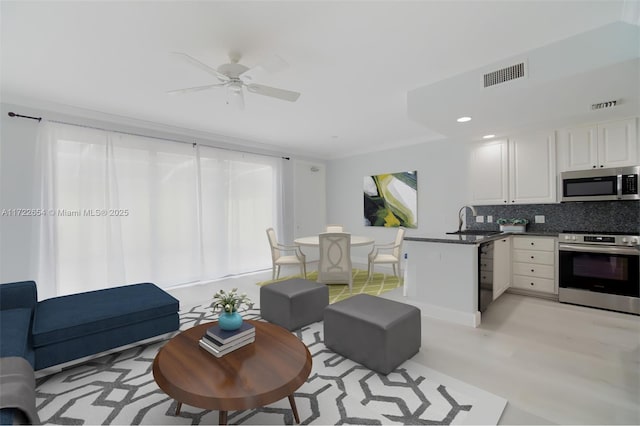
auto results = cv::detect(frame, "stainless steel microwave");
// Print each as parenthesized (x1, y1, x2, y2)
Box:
(561, 166, 639, 202)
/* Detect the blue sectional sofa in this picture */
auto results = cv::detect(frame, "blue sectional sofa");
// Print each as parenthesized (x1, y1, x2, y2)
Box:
(0, 282, 37, 367)
(0, 281, 180, 424)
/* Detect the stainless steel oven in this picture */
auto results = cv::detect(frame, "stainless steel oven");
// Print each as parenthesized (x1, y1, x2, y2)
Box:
(558, 232, 640, 315)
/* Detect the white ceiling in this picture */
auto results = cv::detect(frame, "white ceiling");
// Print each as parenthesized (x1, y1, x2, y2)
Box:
(1, 1, 638, 159)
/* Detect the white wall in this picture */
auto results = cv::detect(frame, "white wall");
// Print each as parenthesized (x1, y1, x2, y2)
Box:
(293, 160, 327, 239)
(0, 103, 39, 283)
(325, 139, 471, 264)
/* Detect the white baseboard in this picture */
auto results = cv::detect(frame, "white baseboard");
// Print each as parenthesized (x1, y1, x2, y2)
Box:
(395, 298, 481, 328)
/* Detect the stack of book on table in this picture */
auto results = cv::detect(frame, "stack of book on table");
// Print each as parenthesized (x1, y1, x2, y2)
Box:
(199, 322, 255, 358)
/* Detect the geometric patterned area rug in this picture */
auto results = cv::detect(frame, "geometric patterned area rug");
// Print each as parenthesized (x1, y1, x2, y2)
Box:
(35, 303, 506, 425)
(257, 268, 403, 304)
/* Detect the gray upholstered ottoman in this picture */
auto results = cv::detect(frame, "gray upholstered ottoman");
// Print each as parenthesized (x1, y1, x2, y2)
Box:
(324, 294, 421, 374)
(260, 278, 329, 331)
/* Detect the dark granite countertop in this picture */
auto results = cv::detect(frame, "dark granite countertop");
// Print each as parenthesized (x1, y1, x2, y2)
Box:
(404, 231, 559, 245)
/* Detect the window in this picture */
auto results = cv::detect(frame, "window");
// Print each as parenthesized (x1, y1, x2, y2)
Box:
(37, 122, 282, 296)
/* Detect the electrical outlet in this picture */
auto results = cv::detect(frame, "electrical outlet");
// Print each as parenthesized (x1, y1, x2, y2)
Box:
(475, 215, 484, 223)
(535, 215, 545, 224)
(487, 215, 493, 223)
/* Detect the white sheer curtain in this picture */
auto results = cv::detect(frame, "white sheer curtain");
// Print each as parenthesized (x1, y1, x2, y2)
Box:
(111, 134, 201, 288)
(199, 145, 282, 277)
(35, 122, 283, 298)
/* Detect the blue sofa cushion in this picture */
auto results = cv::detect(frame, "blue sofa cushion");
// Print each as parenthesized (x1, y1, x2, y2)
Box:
(34, 313, 178, 371)
(0, 408, 15, 425)
(0, 308, 35, 367)
(32, 283, 179, 347)
(0, 281, 37, 312)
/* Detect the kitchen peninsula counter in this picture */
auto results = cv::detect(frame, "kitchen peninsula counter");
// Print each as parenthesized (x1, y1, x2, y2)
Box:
(405, 231, 558, 245)
(402, 231, 558, 328)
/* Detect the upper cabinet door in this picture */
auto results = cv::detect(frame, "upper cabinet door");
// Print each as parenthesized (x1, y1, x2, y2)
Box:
(469, 139, 509, 205)
(598, 118, 638, 169)
(557, 118, 638, 171)
(509, 132, 557, 204)
(556, 125, 598, 171)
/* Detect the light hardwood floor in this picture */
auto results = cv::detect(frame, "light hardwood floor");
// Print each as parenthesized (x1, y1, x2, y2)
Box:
(167, 268, 640, 425)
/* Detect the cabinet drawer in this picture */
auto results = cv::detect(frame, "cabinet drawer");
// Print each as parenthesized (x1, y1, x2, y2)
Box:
(512, 275, 555, 293)
(512, 237, 555, 251)
(512, 250, 555, 265)
(513, 262, 554, 279)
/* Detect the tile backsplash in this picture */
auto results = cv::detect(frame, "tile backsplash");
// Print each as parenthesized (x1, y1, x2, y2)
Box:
(468, 201, 640, 233)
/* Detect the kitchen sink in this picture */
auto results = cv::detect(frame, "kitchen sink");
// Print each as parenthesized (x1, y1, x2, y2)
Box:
(446, 230, 502, 236)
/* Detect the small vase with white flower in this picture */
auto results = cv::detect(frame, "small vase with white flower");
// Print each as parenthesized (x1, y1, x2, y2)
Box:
(212, 288, 253, 331)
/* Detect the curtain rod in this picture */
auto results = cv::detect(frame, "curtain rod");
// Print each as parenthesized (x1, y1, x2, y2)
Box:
(7, 111, 291, 160)
(7, 112, 42, 121)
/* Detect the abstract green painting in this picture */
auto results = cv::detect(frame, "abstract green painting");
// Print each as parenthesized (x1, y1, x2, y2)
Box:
(364, 170, 417, 228)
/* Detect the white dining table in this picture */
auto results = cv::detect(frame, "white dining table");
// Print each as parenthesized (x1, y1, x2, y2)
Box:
(294, 235, 375, 247)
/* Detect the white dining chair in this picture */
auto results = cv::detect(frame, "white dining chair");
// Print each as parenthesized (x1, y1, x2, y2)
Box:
(266, 228, 307, 280)
(367, 227, 406, 279)
(325, 224, 344, 232)
(317, 232, 353, 292)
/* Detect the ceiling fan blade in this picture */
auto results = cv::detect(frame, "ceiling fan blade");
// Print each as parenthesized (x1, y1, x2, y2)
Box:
(246, 83, 300, 102)
(166, 83, 227, 95)
(171, 52, 229, 82)
(240, 54, 288, 82)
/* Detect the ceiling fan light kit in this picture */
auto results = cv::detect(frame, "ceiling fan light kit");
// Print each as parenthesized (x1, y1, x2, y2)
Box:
(169, 51, 301, 108)
(226, 84, 245, 110)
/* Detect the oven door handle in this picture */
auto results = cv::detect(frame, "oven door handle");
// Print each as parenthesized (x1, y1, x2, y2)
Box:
(559, 243, 640, 256)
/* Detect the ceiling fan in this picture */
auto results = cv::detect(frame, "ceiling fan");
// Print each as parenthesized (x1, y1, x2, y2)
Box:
(168, 51, 301, 109)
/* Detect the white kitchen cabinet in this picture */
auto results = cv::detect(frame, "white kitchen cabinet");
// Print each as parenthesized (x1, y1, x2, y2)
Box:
(493, 237, 511, 300)
(469, 139, 509, 205)
(598, 118, 638, 168)
(511, 236, 557, 295)
(512, 275, 555, 293)
(512, 235, 555, 251)
(512, 249, 554, 265)
(469, 132, 556, 205)
(557, 118, 638, 172)
(509, 132, 557, 204)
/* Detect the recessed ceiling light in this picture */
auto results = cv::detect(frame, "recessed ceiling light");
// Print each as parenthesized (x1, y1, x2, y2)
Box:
(483, 134, 495, 139)
(457, 116, 472, 123)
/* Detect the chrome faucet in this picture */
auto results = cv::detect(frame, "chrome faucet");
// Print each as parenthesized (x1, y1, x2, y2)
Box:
(457, 205, 478, 232)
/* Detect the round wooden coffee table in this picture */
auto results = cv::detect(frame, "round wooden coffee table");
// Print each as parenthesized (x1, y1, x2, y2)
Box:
(153, 320, 312, 425)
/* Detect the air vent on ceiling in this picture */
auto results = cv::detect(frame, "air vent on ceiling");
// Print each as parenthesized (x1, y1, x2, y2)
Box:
(484, 62, 526, 88)
(591, 100, 618, 110)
